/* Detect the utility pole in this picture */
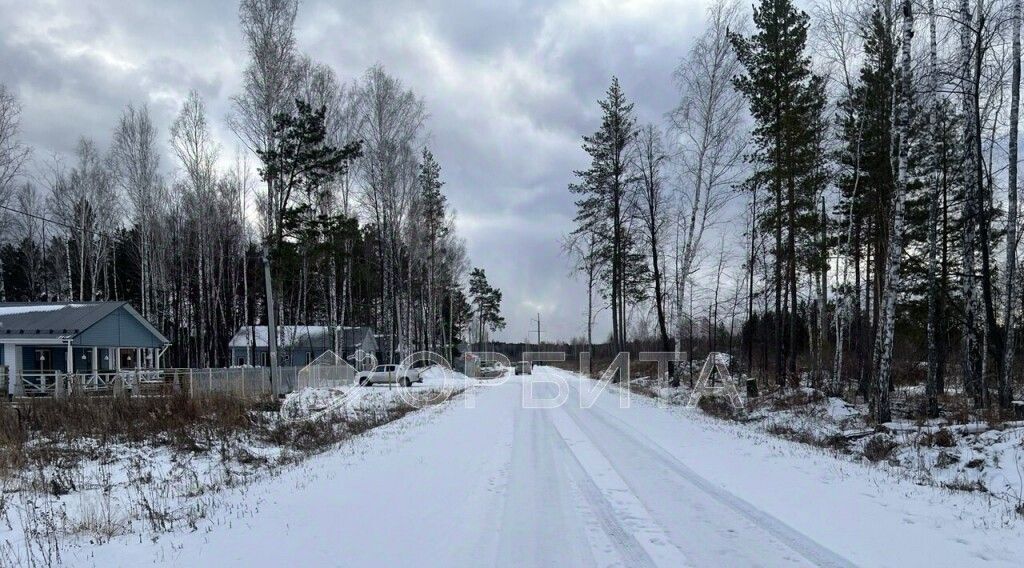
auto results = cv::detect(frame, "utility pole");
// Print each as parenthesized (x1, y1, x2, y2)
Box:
(530, 312, 544, 348)
(262, 246, 280, 394)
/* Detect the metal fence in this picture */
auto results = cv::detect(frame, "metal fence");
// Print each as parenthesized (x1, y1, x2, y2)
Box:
(180, 362, 356, 398)
(177, 367, 280, 399)
(296, 351, 357, 389)
(7, 362, 358, 401)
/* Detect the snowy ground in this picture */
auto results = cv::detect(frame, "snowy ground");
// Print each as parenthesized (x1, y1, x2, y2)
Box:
(0, 369, 469, 567)
(640, 374, 1024, 517)
(26, 365, 1022, 567)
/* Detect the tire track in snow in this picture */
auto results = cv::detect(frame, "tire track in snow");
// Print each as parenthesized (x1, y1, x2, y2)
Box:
(561, 378, 856, 568)
(537, 405, 669, 568)
(496, 397, 597, 567)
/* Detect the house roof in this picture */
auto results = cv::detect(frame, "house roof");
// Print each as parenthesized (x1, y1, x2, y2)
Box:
(0, 302, 169, 344)
(229, 326, 375, 351)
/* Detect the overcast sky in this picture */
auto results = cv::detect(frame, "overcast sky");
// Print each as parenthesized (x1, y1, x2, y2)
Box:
(0, 0, 716, 342)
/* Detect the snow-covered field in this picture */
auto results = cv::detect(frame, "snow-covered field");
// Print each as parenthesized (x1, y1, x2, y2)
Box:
(12, 365, 1020, 567)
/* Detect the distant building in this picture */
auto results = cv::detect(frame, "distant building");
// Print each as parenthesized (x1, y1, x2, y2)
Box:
(0, 302, 170, 395)
(228, 325, 377, 367)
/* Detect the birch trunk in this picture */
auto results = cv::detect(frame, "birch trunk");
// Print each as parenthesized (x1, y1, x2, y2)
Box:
(872, 0, 913, 424)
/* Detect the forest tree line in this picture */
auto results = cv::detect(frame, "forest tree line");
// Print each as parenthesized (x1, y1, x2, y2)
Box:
(0, 0, 504, 368)
(567, 0, 1023, 420)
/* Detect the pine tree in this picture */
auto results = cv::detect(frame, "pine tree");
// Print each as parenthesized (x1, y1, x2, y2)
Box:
(730, 0, 827, 387)
(419, 148, 448, 352)
(256, 99, 362, 250)
(1002, 0, 1021, 410)
(569, 77, 642, 353)
(469, 267, 505, 349)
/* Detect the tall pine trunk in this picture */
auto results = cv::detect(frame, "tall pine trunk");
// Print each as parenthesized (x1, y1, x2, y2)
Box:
(925, 0, 942, 418)
(1002, 0, 1021, 409)
(960, 0, 982, 406)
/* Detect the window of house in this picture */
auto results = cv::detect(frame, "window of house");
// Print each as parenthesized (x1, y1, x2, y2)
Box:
(259, 352, 269, 367)
(306, 352, 314, 365)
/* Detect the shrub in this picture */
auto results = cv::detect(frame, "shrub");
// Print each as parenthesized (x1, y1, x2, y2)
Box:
(932, 428, 956, 448)
(863, 434, 898, 462)
(769, 388, 824, 411)
(697, 394, 737, 420)
(935, 450, 960, 468)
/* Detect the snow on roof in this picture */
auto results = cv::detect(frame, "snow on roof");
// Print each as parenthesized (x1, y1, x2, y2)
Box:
(229, 326, 374, 349)
(0, 303, 85, 316)
(229, 326, 326, 348)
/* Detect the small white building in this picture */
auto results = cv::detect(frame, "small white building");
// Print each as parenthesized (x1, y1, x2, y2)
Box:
(228, 325, 377, 367)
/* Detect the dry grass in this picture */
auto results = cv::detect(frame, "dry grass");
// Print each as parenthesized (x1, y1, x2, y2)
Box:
(1, 393, 263, 478)
(265, 389, 462, 454)
(0, 387, 464, 567)
(697, 394, 737, 420)
(920, 428, 957, 448)
(765, 388, 825, 411)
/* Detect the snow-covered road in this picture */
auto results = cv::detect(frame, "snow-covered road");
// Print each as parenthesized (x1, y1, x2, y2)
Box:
(82, 366, 1024, 567)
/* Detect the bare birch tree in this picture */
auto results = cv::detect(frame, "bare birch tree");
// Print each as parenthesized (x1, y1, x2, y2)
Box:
(633, 124, 673, 352)
(110, 103, 163, 318)
(925, 0, 943, 418)
(669, 0, 746, 382)
(356, 65, 425, 360)
(230, 0, 298, 242)
(872, 0, 914, 423)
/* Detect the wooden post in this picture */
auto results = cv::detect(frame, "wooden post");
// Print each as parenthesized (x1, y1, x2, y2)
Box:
(263, 246, 281, 392)
(5, 344, 22, 397)
(55, 372, 66, 399)
(65, 342, 74, 376)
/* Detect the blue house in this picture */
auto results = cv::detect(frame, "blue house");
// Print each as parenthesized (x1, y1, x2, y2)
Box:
(1, 302, 170, 395)
(229, 325, 377, 367)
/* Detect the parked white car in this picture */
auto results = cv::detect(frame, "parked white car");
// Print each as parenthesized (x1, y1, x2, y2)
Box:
(356, 363, 425, 387)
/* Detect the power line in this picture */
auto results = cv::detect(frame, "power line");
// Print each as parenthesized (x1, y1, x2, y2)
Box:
(0, 203, 122, 241)
(0, 203, 266, 258)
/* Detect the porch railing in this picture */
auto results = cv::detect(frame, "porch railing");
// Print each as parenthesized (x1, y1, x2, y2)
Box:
(11, 370, 173, 398)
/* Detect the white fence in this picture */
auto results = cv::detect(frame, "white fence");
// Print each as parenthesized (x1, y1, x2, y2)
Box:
(11, 370, 175, 399)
